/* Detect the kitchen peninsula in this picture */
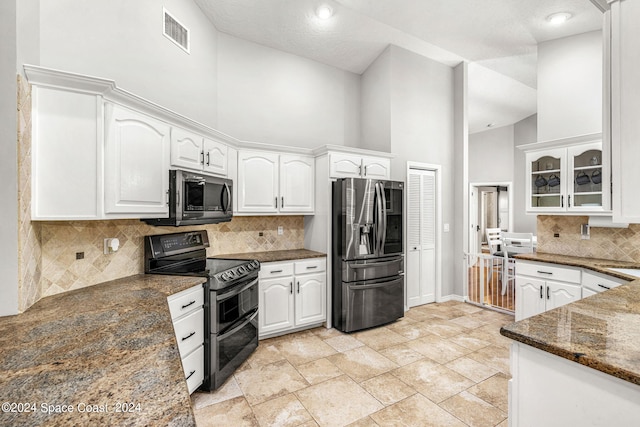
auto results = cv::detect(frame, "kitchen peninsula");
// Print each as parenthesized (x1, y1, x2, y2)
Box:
(501, 253, 640, 427)
(0, 275, 206, 426)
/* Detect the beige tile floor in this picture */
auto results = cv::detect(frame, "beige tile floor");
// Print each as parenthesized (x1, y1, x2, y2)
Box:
(192, 301, 514, 427)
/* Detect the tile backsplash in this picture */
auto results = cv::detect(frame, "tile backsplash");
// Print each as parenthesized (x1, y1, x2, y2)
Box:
(38, 216, 305, 298)
(537, 215, 640, 263)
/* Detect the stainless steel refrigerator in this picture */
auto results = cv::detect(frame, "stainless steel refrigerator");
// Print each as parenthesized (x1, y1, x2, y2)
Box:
(332, 178, 404, 332)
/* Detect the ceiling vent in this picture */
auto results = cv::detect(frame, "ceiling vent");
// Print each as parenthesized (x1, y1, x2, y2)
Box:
(163, 8, 190, 54)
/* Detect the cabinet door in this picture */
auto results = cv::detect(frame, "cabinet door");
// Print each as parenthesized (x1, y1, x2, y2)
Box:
(294, 272, 326, 327)
(515, 276, 546, 321)
(582, 287, 597, 299)
(280, 155, 314, 213)
(259, 276, 295, 336)
(567, 142, 605, 212)
(171, 127, 203, 172)
(203, 138, 228, 176)
(237, 151, 279, 213)
(526, 148, 566, 213)
(611, 0, 640, 223)
(362, 156, 391, 179)
(545, 280, 581, 311)
(329, 153, 362, 178)
(104, 104, 170, 215)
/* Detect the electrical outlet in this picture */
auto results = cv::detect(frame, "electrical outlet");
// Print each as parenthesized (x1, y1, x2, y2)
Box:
(278, 226, 283, 235)
(259, 232, 264, 237)
(554, 233, 560, 238)
(76, 252, 84, 260)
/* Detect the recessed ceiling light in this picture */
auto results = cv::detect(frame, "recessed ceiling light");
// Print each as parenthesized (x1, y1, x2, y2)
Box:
(316, 5, 333, 20)
(546, 12, 572, 25)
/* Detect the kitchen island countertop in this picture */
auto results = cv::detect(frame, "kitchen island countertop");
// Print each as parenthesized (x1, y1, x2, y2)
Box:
(214, 248, 326, 263)
(501, 252, 640, 386)
(0, 274, 206, 426)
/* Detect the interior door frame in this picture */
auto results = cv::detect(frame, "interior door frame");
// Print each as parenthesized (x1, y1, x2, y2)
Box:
(468, 181, 514, 253)
(406, 162, 443, 306)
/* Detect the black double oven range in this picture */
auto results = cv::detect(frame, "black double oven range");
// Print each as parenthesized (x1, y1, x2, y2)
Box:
(144, 230, 259, 391)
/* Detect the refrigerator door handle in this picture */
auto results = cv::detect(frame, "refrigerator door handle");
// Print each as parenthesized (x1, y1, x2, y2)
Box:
(380, 183, 387, 254)
(375, 182, 384, 255)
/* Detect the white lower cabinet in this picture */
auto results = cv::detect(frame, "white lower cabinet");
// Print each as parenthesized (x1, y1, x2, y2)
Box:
(515, 261, 581, 321)
(167, 284, 205, 394)
(259, 258, 326, 338)
(581, 270, 627, 298)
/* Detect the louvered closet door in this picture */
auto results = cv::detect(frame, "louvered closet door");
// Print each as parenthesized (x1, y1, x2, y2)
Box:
(407, 170, 436, 307)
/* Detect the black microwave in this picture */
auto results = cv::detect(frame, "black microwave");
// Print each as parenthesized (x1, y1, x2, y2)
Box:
(143, 170, 232, 226)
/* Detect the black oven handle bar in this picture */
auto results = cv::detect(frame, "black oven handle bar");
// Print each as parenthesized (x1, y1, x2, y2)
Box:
(216, 277, 258, 301)
(217, 309, 258, 341)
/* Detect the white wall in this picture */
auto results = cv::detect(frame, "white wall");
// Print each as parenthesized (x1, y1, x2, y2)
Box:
(39, 0, 219, 128)
(514, 114, 538, 234)
(360, 46, 392, 152)
(537, 30, 602, 141)
(0, 0, 19, 316)
(468, 125, 514, 183)
(216, 32, 361, 149)
(360, 46, 457, 297)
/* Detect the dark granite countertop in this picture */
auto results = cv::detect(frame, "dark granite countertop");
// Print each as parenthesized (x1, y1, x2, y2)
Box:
(0, 274, 206, 426)
(501, 252, 640, 386)
(513, 252, 640, 281)
(214, 249, 326, 263)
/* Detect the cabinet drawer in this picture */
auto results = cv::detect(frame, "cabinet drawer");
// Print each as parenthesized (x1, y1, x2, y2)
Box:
(259, 262, 294, 279)
(294, 258, 326, 275)
(582, 270, 627, 293)
(173, 308, 204, 357)
(167, 285, 204, 321)
(182, 344, 204, 394)
(516, 261, 581, 284)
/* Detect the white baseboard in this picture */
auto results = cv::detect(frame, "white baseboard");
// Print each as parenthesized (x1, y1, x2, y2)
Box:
(438, 294, 465, 303)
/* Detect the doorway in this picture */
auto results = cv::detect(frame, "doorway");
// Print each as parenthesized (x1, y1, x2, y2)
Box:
(469, 182, 513, 253)
(406, 162, 441, 308)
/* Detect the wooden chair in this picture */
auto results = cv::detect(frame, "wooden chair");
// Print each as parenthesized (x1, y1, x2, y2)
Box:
(501, 232, 534, 295)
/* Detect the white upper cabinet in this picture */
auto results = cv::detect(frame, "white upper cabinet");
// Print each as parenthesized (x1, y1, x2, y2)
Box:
(524, 136, 607, 214)
(610, 0, 640, 223)
(170, 127, 228, 176)
(237, 150, 314, 214)
(280, 155, 314, 213)
(31, 87, 100, 219)
(104, 103, 170, 216)
(329, 153, 390, 179)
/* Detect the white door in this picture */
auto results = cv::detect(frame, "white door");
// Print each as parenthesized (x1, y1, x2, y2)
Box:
(546, 281, 582, 311)
(259, 277, 295, 336)
(203, 138, 228, 176)
(280, 155, 314, 213)
(237, 151, 279, 213)
(515, 276, 546, 321)
(104, 104, 169, 215)
(406, 169, 436, 307)
(170, 127, 203, 171)
(295, 273, 326, 326)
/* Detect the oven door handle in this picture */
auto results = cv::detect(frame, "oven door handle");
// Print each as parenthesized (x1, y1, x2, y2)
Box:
(217, 309, 258, 341)
(216, 277, 258, 301)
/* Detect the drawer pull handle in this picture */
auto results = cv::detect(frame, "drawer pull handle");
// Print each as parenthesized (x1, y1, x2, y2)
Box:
(181, 300, 196, 309)
(598, 284, 611, 290)
(306, 265, 318, 269)
(537, 271, 553, 275)
(271, 270, 283, 273)
(185, 370, 196, 380)
(182, 331, 196, 341)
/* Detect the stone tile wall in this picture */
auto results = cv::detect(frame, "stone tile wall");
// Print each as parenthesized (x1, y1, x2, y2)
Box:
(39, 217, 305, 297)
(537, 215, 640, 263)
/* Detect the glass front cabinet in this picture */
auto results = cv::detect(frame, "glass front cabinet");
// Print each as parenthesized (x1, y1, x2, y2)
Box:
(525, 139, 608, 214)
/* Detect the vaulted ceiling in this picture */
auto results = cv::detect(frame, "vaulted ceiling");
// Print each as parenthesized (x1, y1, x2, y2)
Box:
(195, 0, 603, 133)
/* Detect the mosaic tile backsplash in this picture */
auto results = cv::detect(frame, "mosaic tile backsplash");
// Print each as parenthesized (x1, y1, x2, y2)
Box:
(38, 216, 305, 298)
(537, 215, 640, 263)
